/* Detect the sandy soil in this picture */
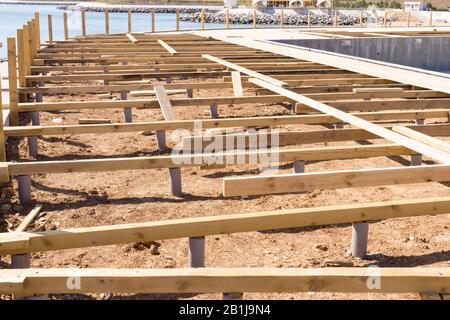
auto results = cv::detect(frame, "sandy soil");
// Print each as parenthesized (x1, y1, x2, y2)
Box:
(0, 78, 449, 300)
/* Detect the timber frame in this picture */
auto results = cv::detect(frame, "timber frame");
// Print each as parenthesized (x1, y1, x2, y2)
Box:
(0, 13, 449, 299)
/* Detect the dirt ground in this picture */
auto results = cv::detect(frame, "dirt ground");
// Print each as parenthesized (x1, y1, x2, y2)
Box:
(0, 78, 449, 300)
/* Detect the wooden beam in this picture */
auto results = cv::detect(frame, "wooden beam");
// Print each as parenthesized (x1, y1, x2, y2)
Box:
(15, 204, 43, 233)
(231, 71, 243, 97)
(154, 85, 175, 121)
(0, 196, 448, 255)
(157, 40, 177, 55)
(202, 54, 288, 87)
(223, 164, 450, 197)
(7, 38, 19, 126)
(393, 126, 450, 153)
(125, 33, 138, 44)
(2, 144, 414, 181)
(0, 267, 448, 295)
(249, 77, 450, 164)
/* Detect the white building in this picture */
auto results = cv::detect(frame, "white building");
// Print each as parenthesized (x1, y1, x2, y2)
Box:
(403, 1, 426, 11)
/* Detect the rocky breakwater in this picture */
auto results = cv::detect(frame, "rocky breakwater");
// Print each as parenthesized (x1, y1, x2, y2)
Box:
(181, 10, 395, 26)
(58, 5, 220, 14)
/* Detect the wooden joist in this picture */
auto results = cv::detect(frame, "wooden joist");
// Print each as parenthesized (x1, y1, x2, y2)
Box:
(0, 196, 448, 255)
(223, 164, 450, 197)
(0, 267, 449, 295)
(157, 40, 177, 55)
(125, 33, 138, 43)
(393, 126, 450, 154)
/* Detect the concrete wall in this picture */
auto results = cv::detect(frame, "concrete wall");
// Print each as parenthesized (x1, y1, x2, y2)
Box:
(276, 37, 450, 73)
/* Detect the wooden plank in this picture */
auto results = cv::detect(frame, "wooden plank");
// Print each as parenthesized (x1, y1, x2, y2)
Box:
(15, 204, 43, 233)
(249, 77, 450, 164)
(393, 126, 450, 153)
(0, 196, 448, 255)
(0, 267, 448, 295)
(125, 33, 138, 43)
(231, 71, 243, 97)
(2, 144, 414, 180)
(157, 40, 177, 55)
(154, 86, 175, 121)
(0, 78, 5, 161)
(78, 119, 111, 124)
(4, 109, 450, 137)
(202, 54, 288, 87)
(223, 164, 450, 197)
(7, 38, 19, 126)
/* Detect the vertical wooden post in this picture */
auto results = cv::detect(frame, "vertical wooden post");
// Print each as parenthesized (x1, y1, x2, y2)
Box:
(23, 24, 31, 80)
(201, 9, 205, 30)
(429, 12, 433, 27)
(7, 38, 19, 126)
(63, 12, 68, 40)
(280, 10, 284, 29)
(28, 21, 36, 59)
(47, 14, 53, 43)
(34, 12, 40, 50)
(176, 8, 180, 31)
(407, 11, 411, 27)
(360, 10, 363, 28)
(307, 10, 311, 29)
(384, 10, 387, 28)
(128, 8, 132, 33)
(105, 8, 109, 34)
(0, 77, 5, 161)
(17, 29, 26, 91)
(81, 9, 86, 36)
(333, 9, 337, 28)
(225, 9, 229, 30)
(151, 9, 155, 33)
(252, 9, 256, 29)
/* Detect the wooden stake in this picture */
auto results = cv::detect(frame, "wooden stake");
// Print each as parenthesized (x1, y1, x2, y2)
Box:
(33, 12, 40, 50)
(280, 10, 284, 29)
(429, 12, 433, 27)
(81, 9, 86, 36)
(253, 9, 256, 29)
(176, 9, 180, 31)
(17, 29, 25, 89)
(360, 10, 363, 28)
(128, 8, 132, 33)
(407, 11, 411, 27)
(225, 9, 229, 30)
(151, 9, 155, 33)
(384, 10, 387, 28)
(201, 9, 205, 30)
(105, 8, 109, 35)
(7, 38, 19, 126)
(22, 24, 31, 82)
(27, 21, 35, 59)
(63, 12, 68, 40)
(47, 14, 53, 43)
(307, 11, 311, 29)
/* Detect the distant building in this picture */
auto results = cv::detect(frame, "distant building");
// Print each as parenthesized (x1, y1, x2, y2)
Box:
(403, 1, 427, 11)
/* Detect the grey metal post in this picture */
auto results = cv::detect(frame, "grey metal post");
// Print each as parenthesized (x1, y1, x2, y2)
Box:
(210, 103, 218, 119)
(11, 254, 47, 299)
(293, 160, 305, 173)
(121, 91, 132, 123)
(186, 89, 193, 98)
(103, 66, 109, 85)
(290, 102, 296, 114)
(17, 175, 32, 204)
(188, 236, 205, 268)
(411, 154, 422, 166)
(166, 77, 172, 84)
(415, 119, 425, 125)
(28, 84, 43, 158)
(223, 292, 243, 300)
(351, 222, 369, 258)
(334, 122, 344, 129)
(156, 130, 166, 151)
(169, 167, 182, 197)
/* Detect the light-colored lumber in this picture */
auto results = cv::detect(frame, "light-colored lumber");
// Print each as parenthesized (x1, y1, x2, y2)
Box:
(125, 33, 138, 43)
(157, 40, 177, 55)
(0, 267, 449, 295)
(0, 78, 5, 161)
(393, 126, 450, 154)
(231, 71, 243, 97)
(129, 89, 186, 97)
(154, 86, 174, 121)
(202, 54, 288, 87)
(0, 197, 448, 255)
(15, 204, 43, 233)
(223, 164, 450, 197)
(249, 77, 450, 164)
